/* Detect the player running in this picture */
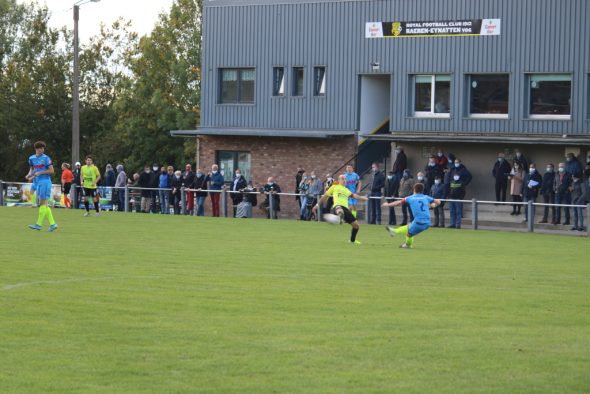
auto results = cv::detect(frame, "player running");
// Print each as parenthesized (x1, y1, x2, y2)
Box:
(344, 165, 361, 218)
(80, 155, 101, 216)
(382, 183, 441, 249)
(313, 174, 368, 244)
(26, 141, 58, 232)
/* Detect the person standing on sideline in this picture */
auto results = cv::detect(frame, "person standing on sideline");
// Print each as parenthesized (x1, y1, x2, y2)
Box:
(207, 164, 225, 217)
(313, 174, 368, 244)
(158, 166, 170, 214)
(230, 168, 247, 217)
(115, 164, 127, 212)
(384, 171, 397, 226)
(138, 165, 152, 213)
(170, 170, 183, 215)
(80, 155, 102, 217)
(60, 163, 74, 208)
(553, 162, 571, 225)
(398, 169, 415, 225)
(492, 152, 512, 203)
(391, 146, 408, 186)
(193, 168, 208, 216)
(183, 164, 195, 214)
(446, 158, 472, 229)
(539, 163, 556, 224)
(430, 176, 446, 227)
(508, 162, 525, 216)
(570, 175, 585, 231)
(73, 161, 82, 208)
(261, 177, 282, 219)
(383, 183, 441, 249)
(344, 164, 361, 218)
(513, 149, 529, 173)
(27, 141, 58, 231)
(295, 167, 305, 204)
(368, 162, 385, 225)
(522, 163, 542, 222)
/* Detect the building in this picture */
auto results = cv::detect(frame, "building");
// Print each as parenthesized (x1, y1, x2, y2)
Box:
(172, 0, 590, 214)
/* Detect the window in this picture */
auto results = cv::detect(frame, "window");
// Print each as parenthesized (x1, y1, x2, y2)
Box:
(219, 68, 255, 104)
(313, 66, 326, 96)
(468, 74, 509, 117)
(272, 67, 285, 96)
(293, 67, 304, 96)
(529, 74, 571, 118)
(217, 151, 251, 183)
(413, 75, 451, 117)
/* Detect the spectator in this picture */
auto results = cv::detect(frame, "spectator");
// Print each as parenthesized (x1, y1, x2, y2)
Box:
(158, 166, 170, 214)
(513, 149, 529, 173)
(539, 164, 556, 224)
(170, 170, 183, 215)
(553, 162, 571, 225)
(508, 162, 525, 216)
(138, 165, 152, 213)
(305, 171, 323, 220)
(391, 146, 407, 189)
(430, 175, 445, 227)
(447, 158, 472, 229)
(298, 172, 310, 220)
(492, 152, 512, 202)
(384, 171, 397, 226)
(424, 155, 442, 193)
(584, 162, 590, 180)
(323, 173, 334, 212)
(148, 163, 160, 213)
(565, 152, 583, 178)
(236, 181, 257, 218)
(230, 168, 247, 217)
(368, 162, 385, 225)
(104, 164, 116, 187)
(207, 164, 225, 217)
(114, 164, 127, 212)
(434, 148, 448, 171)
(73, 161, 82, 208)
(398, 169, 415, 225)
(60, 163, 74, 208)
(183, 164, 195, 214)
(295, 167, 305, 203)
(261, 177, 281, 219)
(193, 168, 208, 216)
(522, 163, 542, 222)
(570, 175, 585, 231)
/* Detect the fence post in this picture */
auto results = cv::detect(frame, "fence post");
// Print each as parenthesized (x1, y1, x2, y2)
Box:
(586, 204, 590, 237)
(0, 180, 4, 206)
(181, 187, 186, 215)
(471, 198, 478, 230)
(365, 197, 370, 224)
(222, 189, 228, 217)
(316, 194, 321, 222)
(527, 200, 534, 232)
(72, 185, 78, 209)
(124, 185, 129, 213)
(269, 192, 274, 219)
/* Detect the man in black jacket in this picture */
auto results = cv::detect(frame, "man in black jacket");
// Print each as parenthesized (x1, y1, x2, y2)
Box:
(522, 163, 543, 222)
(230, 169, 248, 217)
(193, 168, 208, 216)
(138, 165, 152, 213)
(539, 163, 556, 224)
(492, 152, 512, 202)
(368, 162, 385, 224)
(149, 163, 159, 213)
(391, 146, 407, 187)
(261, 177, 281, 219)
(384, 171, 397, 226)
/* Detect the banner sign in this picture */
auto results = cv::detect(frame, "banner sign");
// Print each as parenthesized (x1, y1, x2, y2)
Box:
(366, 19, 501, 38)
(2, 182, 114, 210)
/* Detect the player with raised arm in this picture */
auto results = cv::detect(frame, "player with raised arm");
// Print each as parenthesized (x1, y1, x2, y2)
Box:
(26, 141, 58, 232)
(313, 174, 368, 244)
(344, 164, 361, 218)
(382, 183, 441, 249)
(80, 155, 101, 216)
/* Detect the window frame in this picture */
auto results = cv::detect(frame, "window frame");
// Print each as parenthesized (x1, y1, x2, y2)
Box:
(467, 73, 510, 119)
(313, 66, 326, 97)
(272, 66, 286, 97)
(218, 68, 256, 104)
(412, 74, 451, 118)
(215, 150, 252, 184)
(292, 66, 305, 97)
(527, 73, 572, 120)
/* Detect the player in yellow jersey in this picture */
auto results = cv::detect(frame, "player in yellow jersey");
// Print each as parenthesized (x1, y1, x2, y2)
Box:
(313, 174, 368, 244)
(80, 155, 102, 217)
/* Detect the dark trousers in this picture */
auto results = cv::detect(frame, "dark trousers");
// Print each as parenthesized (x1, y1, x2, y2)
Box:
(541, 193, 555, 222)
(555, 191, 571, 223)
(211, 192, 221, 217)
(495, 179, 508, 202)
(385, 198, 396, 225)
(368, 192, 382, 224)
(511, 195, 522, 213)
(523, 196, 536, 221)
(401, 202, 414, 225)
(433, 202, 445, 227)
(449, 201, 463, 227)
(118, 191, 126, 212)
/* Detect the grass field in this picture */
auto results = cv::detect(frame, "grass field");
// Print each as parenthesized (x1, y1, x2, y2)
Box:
(1, 206, 589, 393)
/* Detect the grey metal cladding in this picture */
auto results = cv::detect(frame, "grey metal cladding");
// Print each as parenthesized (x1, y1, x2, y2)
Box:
(201, 0, 590, 135)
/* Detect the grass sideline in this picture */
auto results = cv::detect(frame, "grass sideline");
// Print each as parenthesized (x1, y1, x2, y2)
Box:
(1, 207, 589, 393)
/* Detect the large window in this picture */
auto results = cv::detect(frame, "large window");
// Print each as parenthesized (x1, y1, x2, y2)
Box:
(293, 67, 304, 96)
(468, 74, 509, 117)
(217, 151, 251, 183)
(272, 67, 285, 96)
(413, 75, 451, 117)
(313, 66, 326, 96)
(219, 68, 255, 104)
(529, 74, 571, 118)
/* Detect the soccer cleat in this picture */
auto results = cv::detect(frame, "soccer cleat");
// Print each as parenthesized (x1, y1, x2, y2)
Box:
(349, 240, 362, 245)
(399, 243, 412, 249)
(48, 224, 58, 232)
(95, 212, 100, 217)
(385, 225, 395, 237)
(83, 211, 90, 217)
(28, 224, 42, 231)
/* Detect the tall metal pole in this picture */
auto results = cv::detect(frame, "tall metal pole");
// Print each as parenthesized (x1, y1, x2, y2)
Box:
(72, 5, 80, 166)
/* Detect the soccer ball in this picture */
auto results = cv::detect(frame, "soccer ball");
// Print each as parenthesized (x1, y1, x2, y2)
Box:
(323, 213, 341, 225)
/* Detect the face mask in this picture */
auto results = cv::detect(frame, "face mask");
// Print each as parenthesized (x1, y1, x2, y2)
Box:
(434, 180, 441, 185)
(311, 175, 316, 179)
(212, 170, 218, 174)
(387, 176, 393, 180)
(573, 178, 579, 183)
(428, 162, 435, 167)
(454, 163, 460, 168)
(566, 157, 572, 162)
(175, 175, 180, 179)
(437, 152, 443, 157)
(558, 167, 565, 173)
(196, 172, 202, 176)
(395, 149, 400, 154)
(267, 182, 273, 186)
(516, 153, 521, 158)
(417, 176, 424, 181)
(152, 167, 158, 171)
(529, 168, 535, 173)
(144, 169, 150, 173)
(235, 173, 241, 177)
(498, 158, 503, 162)
(372, 168, 377, 172)
(453, 175, 460, 181)
(403, 174, 409, 178)
(546, 167, 553, 172)
(327, 177, 333, 182)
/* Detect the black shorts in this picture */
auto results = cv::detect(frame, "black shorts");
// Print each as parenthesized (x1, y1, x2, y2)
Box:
(83, 188, 97, 198)
(63, 182, 72, 194)
(332, 206, 356, 224)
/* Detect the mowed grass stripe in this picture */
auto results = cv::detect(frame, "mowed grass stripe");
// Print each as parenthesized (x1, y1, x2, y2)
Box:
(1, 207, 589, 393)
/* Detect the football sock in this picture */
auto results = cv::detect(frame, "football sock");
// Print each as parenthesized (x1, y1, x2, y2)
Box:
(36, 205, 47, 226)
(405, 235, 414, 246)
(350, 228, 359, 242)
(352, 210, 357, 218)
(84, 200, 90, 212)
(394, 225, 408, 235)
(45, 206, 56, 225)
(94, 201, 99, 212)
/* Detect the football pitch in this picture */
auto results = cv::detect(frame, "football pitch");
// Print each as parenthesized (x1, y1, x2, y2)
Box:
(1, 207, 589, 393)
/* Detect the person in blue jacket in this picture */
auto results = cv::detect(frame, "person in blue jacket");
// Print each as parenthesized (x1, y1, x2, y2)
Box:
(206, 164, 225, 217)
(445, 158, 472, 229)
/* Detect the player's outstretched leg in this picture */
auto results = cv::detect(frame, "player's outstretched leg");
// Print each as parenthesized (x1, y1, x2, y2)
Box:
(349, 222, 361, 244)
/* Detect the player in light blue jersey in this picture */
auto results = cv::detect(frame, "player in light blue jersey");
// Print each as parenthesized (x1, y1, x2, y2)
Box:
(382, 182, 440, 248)
(26, 141, 58, 232)
(344, 164, 361, 217)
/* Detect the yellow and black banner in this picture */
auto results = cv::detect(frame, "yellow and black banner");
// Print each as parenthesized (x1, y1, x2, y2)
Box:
(366, 19, 501, 38)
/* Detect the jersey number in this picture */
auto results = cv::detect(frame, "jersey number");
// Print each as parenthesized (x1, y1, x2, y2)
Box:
(418, 201, 426, 212)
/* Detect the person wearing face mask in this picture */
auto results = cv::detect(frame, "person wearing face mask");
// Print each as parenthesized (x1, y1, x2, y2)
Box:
(446, 158, 472, 229)
(170, 170, 183, 214)
(158, 166, 171, 214)
(206, 164, 225, 217)
(295, 168, 305, 203)
(522, 163, 542, 222)
(261, 177, 281, 219)
(368, 162, 385, 225)
(72, 161, 82, 209)
(570, 175, 586, 231)
(434, 149, 448, 170)
(236, 180, 257, 218)
(513, 149, 529, 173)
(508, 162, 524, 216)
(565, 152, 583, 178)
(424, 155, 442, 193)
(114, 164, 127, 212)
(398, 169, 415, 225)
(323, 174, 335, 212)
(230, 168, 247, 217)
(553, 162, 571, 225)
(298, 172, 311, 220)
(193, 168, 208, 216)
(149, 164, 160, 213)
(430, 176, 445, 227)
(384, 171, 397, 226)
(182, 164, 195, 214)
(304, 172, 323, 221)
(138, 165, 152, 213)
(539, 164, 556, 224)
(391, 146, 407, 190)
(492, 152, 512, 203)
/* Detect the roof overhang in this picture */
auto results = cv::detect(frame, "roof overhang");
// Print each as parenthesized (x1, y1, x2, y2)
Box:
(361, 132, 590, 146)
(170, 127, 356, 139)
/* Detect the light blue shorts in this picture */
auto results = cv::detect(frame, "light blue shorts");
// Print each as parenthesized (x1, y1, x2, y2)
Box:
(348, 197, 357, 207)
(408, 221, 430, 237)
(36, 182, 52, 201)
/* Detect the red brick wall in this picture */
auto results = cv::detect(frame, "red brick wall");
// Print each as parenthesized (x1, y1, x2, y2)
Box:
(197, 135, 357, 217)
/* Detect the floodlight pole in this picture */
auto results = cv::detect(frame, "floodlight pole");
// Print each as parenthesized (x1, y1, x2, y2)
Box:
(72, 4, 80, 166)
